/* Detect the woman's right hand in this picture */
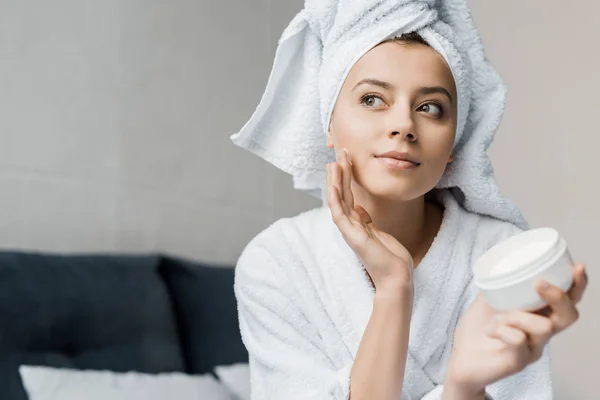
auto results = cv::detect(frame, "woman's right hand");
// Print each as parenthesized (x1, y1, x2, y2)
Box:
(444, 264, 587, 398)
(326, 148, 414, 292)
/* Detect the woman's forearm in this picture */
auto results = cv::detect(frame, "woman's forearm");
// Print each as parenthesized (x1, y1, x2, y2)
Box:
(350, 283, 413, 400)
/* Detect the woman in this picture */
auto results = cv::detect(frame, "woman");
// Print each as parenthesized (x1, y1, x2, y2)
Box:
(231, 2, 588, 400)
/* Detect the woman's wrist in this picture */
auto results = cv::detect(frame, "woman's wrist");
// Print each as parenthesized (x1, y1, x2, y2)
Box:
(443, 366, 487, 400)
(373, 265, 413, 294)
(442, 379, 487, 400)
(374, 277, 413, 305)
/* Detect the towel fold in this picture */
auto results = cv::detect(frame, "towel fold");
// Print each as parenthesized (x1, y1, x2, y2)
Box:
(231, 0, 527, 229)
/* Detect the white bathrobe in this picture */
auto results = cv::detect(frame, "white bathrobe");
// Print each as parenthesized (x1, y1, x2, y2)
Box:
(234, 190, 553, 399)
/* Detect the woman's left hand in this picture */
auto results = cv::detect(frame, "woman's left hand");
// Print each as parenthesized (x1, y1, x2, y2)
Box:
(444, 263, 588, 397)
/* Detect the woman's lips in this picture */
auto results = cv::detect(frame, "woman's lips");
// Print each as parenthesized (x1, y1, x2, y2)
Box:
(375, 156, 420, 170)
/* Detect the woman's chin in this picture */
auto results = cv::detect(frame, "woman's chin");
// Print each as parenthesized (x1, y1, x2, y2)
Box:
(361, 182, 424, 202)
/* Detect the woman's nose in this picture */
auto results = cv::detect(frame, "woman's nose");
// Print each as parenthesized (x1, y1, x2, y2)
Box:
(388, 109, 417, 142)
(391, 130, 417, 142)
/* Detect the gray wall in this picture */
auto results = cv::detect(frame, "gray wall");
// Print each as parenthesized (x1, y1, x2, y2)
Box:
(0, 0, 317, 262)
(470, 2, 599, 398)
(0, 1, 597, 398)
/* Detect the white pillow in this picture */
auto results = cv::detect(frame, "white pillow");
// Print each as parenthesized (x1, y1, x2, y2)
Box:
(19, 365, 233, 400)
(214, 363, 250, 400)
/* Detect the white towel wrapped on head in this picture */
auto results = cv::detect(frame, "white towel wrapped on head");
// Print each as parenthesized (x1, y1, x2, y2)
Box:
(231, 0, 527, 229)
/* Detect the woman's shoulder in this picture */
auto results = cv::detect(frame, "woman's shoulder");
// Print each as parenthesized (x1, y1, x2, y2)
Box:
(440, 189, 524, 251)
(475, 212, 523, 241)
(248, 206, 329, 250)
(234, 206, 330, 278)
(468, 211, 525, 258)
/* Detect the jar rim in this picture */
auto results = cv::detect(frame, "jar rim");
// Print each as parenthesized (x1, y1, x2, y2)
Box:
(474, 227, 563, 288)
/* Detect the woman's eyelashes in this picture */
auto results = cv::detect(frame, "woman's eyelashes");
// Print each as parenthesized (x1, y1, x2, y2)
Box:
(417, 102, 445, 119)
(360, 93, 385, 108)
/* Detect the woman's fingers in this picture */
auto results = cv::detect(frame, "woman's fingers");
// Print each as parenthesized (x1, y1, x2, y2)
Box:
(326, 163, 345, 220)
(330, 162, 349, 215)
(327, 150, 372, 248)
(488, 323, 528, 348)
(354, 205, 372, 225)
(331, 148, 361, 224)
(340, 149, 355, 212)
(327, 164, 354, 231)
(502, 311, 553, 360)
(567, 264, 588, 305)
(536, 279, 580, 333)
(529, 265, 586, 336)
(486, 322, 533, 373)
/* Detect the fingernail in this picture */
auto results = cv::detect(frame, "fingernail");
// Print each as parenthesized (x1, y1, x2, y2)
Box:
(343, 148, 352, 165)
(539, 280, 550, 290)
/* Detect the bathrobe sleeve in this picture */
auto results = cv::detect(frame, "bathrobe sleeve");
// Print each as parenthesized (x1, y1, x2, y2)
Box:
(234, 243, 353, 400)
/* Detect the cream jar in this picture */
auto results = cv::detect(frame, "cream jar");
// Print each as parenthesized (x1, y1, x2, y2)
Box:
(474, 228, 574, 311)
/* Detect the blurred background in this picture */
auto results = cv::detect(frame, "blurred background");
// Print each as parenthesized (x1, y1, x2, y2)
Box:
(0, 1, 597, 398)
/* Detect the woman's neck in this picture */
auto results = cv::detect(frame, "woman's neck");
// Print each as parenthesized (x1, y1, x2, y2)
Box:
(352, 186, 444, 267)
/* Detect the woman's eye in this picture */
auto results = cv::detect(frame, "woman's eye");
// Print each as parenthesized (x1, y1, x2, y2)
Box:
(361, 95, 384, 108)
(419, 103, 443, 118)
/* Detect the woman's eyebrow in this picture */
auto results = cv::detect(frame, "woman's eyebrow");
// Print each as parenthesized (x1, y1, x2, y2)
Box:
(419, 86, 454, 105)
(352, 78, 394, 92)
(352, 79, 454, 105)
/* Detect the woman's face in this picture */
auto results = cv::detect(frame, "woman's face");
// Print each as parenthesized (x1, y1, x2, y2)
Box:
(328, 40, 458, 202)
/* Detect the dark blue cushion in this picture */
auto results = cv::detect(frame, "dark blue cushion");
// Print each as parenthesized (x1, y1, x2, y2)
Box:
(160, 256, 248, 374)
(0, 252, 185, 400)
